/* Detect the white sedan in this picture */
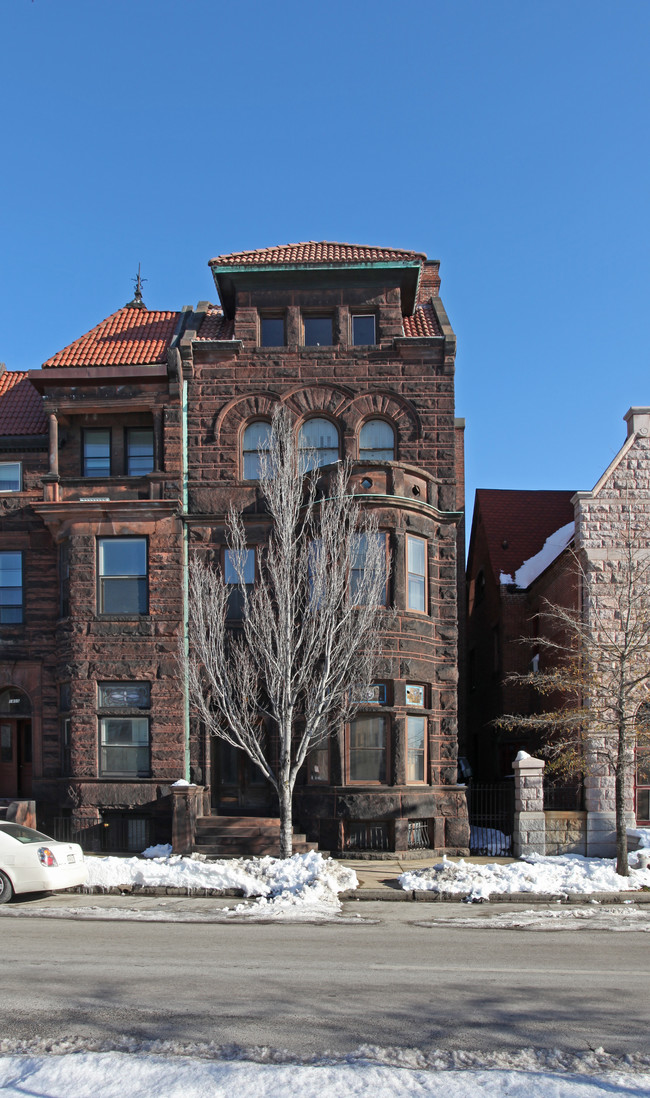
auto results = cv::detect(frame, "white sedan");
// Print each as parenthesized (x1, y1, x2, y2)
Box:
(0, 822, 87, 903)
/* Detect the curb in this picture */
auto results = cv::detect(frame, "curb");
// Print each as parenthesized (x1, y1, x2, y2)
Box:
(73, 885, 650, 904)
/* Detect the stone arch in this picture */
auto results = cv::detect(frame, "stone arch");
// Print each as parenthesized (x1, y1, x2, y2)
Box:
(213, 391, 283, 445)
(344, 390, 421, 446)
(280, 384, 355, 424)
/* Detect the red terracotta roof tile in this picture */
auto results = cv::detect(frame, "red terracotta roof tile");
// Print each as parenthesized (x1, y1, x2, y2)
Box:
(403, 303, 442, 337)
(43, 306, 180, 369)
(0, 371, 47, 436)
(195, 307, 235, 340)
(475, 489, 576, 582)
(210, 241, 427, 267)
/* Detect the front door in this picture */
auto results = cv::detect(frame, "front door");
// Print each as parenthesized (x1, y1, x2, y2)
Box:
(212, 739, 273, 814)
(0, 719, 32, 797)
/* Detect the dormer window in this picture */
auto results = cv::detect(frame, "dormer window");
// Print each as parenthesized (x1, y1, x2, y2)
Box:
(260, 316, 285, 347)
(0, 463, 21, 492)
(83, 429, 111, 477)
(303, 316, 333, 347)
(126, 429, 154, 476)
(352, 315, 376, 345)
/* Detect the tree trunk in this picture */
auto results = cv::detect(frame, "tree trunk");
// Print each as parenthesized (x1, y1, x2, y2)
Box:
(615, 758, 629, 876)
(279, 780, 293, 859)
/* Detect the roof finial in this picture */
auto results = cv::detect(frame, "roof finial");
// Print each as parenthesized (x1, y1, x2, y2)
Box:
(127, 263, 147, 308)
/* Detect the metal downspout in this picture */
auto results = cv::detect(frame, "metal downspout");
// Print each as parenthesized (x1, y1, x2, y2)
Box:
(181, 373, 190, 782)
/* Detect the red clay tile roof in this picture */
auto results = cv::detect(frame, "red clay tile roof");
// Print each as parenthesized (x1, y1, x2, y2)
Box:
(475, 489, 576, 582)
(195, 307, 235, 340)
(210, 242, 427, 267)
(0, 371, 47, 436)
(403, 303, 442, 337)
(43, 306, 180, 369)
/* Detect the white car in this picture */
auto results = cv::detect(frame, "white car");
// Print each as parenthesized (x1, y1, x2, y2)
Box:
(0, 822, 87, 903)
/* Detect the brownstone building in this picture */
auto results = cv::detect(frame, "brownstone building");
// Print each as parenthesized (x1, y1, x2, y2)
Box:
(0, 242, 468, 855)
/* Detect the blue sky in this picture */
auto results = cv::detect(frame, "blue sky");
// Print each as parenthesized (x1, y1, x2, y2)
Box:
(1, 0, 648, 523)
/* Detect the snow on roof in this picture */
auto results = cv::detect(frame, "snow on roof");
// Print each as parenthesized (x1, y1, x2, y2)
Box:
(500, 521, 575, 589)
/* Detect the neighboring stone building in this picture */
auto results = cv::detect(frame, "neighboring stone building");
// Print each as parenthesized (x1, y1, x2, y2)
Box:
(0, 242, 469, 855)
(467, 408, 650, 854)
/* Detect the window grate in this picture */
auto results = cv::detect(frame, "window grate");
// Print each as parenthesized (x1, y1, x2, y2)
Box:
(345, 821, 389, 851)
(407, 819, 431, 849)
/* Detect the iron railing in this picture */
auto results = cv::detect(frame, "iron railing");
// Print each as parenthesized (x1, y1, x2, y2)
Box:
(407, 819, 431, 850)
(345, 821, 389, 851)
(466, 782, 514, 856)
(543, 782, 584, 811)
(43, 815, 152, 853)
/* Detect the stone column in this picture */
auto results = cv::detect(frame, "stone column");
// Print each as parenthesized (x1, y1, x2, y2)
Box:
(171, 783, 204, 855)
(513, 751, 545, 857)
(48, 413, 59, 476)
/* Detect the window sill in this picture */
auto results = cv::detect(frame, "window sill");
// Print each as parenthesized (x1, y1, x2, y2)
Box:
(96, 614, 151, 621)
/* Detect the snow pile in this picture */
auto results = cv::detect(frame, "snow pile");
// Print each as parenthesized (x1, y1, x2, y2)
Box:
(628, 826, 650, 849)
(1, 1048, 650, 1098)
(141, 843, 173, 859)
(85, 849, 357, 909)
(469, 826, 511, 855)
(500, 521, 575, 589)
(399, 852, 650, 901)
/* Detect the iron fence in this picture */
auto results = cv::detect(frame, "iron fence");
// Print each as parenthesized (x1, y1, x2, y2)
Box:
(543, 781, 584, 811)
(466, 782, 514, 856)
(44, 815, 151, 853)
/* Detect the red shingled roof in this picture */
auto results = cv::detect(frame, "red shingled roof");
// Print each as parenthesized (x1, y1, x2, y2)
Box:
(43, 306, 180, 369)
(0, 371, 47, 436)
(210, 242, 426, 267)
(403, 303, 442, 338)
(195, 307, 235, 340)
(475, 489, 576, 582)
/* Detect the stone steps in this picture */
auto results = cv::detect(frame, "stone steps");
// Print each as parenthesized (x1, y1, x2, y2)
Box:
(193, 815, 319, 857)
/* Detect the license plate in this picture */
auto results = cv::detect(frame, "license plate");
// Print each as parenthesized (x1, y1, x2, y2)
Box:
(67, 854, 75, 863)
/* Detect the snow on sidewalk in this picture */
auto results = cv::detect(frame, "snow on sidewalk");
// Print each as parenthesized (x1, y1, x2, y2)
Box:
(399, 851, 650, 901)
(84, 849, 357, 917)
(1, 1048, 649, 1098)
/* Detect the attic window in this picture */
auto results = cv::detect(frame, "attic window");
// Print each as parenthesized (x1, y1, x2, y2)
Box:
(0, 463, 21, 492)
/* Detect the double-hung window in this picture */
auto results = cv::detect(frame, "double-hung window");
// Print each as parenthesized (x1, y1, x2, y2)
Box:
(0, 551, 23, 624)
(407, 715, 426, 783)
(406, 534, 427, 613)
(359, 419, 395, 461)
(350, 532, 387, 605)
(98, 682, 151, 777)
(298, 418, 339, 471)
(83, 429, 111, 477)
(242, 422, 272, 480)
(349, 714, 387, 783)
(126, 428, 154, 476)
(98, 538, 147, 614)
(224, 547, 255, 618)
(0, 463, 21, 492)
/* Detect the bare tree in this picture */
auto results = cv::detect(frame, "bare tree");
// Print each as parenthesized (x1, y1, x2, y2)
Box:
(499, 516, 650, 875)
(185, 407, 390, 857)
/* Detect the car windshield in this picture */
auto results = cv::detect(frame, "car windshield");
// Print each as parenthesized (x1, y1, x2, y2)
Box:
(0, 822, 54, 844)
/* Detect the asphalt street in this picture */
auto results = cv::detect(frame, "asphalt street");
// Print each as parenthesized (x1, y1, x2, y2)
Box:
(1, 900, 648, 1056)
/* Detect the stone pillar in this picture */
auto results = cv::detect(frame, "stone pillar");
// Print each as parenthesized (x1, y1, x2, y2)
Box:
(513, 751, 545, 857)
(583, 741, 622, 857)
(172, 783, 204, 855)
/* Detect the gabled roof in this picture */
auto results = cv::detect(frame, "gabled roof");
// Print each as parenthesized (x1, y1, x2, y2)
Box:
(194, 306, 235, 341)
(209, 241, 427, 268)
(0, 371, 47, 436)
(473, 489, 576, 584)
(43, 306, 180, 369)
(403, 303, 442, 338)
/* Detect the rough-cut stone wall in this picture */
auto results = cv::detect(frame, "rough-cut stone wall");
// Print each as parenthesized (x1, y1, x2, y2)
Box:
(184, 269, 468, 853)
(573, 411, 650, 851)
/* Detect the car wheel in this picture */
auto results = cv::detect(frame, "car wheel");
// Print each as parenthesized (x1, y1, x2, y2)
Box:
(0, 870, 14, 904)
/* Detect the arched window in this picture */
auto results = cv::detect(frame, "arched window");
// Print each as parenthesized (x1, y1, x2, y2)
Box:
(298, 418, 339, 471)
(242, 421, 272, 480)
(359, 419, 395, 461)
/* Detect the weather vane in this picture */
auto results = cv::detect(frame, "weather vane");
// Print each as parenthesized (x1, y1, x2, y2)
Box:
(130, 263, 147, 307)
